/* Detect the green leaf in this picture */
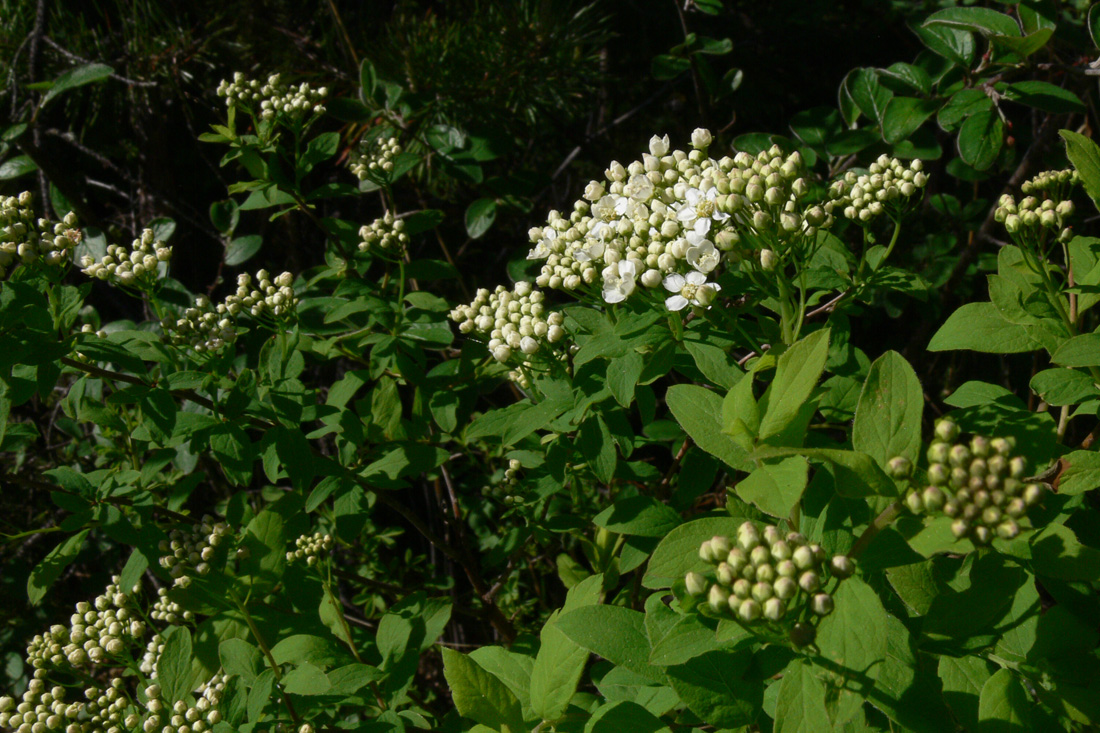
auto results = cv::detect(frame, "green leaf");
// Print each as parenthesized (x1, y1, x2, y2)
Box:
(593, 496, 681, 537)
(555, 605, 662, 682)
(845, 68, 892, 125)
(1030, 368, 1096, 406)
(937, 89, 992, 130)
(648, 614, 722, 666)
(585, 701, 670, 732)
(666, 384, 748, 469)
(1030, 523, 1100, 581)
(465, 198, 497, 239)
(758, 329, 830, 441)
(1056, 450, 1100, 495)
(0, 155, 37, 180)
(247, 669, 274, 723)
(209, 200, 239, 234)
(1052, 333, 1100, 367)
(870, 614, 957, 732)
(1003, 81, 1084, 114)
(118, 549, 148, 596)
(578, 414, 617, 484)
(666, 649, 760, 728)
(1091, 3, 1100, 47)
(735, 455, 808, 518)
(853, 351, 924, 465)
(27, 529, 89, 605)
(928, 302, 1040, 353)
(978, 668, 1032, 731)
(957, 110, 1004, 171)
(684, 340, 741, 389)
(530, 575, 603, 721)
(643, 516, 747, 589)
(607, 351, 645, 407)
(815, 577, 889, 680)
(225, 235, 262, 266)
(442, 647, 525, 732)
(271, 634, 346, 667)
(923, 7, 1021, 37)
(41, 63, 113, 107)
(939, 656, 992, 732)
(1061, 130, 1100, 214)
(879, 62, 932, 95)
(301, 132, 339, 171)
(774, 658, 829, 733)
(753, 446, 898, 497)
(651, 54, 691, 80)
(219, 638, 262, 684)
(911, 21, 975, 68)
(881, 97, 938, 144)
(158, 627, 195, 705)
(282, 662, 332, 695)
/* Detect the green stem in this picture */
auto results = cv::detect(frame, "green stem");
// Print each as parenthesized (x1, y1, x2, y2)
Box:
(231, 590, 301, 724)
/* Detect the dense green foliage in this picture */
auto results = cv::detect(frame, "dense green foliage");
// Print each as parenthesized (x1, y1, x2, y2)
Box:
(2, 1, 1100, 732)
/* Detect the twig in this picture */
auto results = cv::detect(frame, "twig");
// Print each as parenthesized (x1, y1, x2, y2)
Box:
(849, 500, 902, 560)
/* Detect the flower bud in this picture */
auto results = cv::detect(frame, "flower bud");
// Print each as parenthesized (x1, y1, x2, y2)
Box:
(708, 584, 730, 614)
(811, 593, 834, 616)
(886, 456, 912, 479)
(685, 572, 707, 597)
(732, 578, 752, 599)
(774, 576, 797, 599)
(789, 622, 816, 647)
(798, 571, 821, 593)
(950, 519, 969, 539)
(738, 599, 761, 622)
(763, 597, 786, 621)
(829, 555, 854, 579)
(736, 523, 760, 550)
(906, 492, 924, 514)
(759, 249, 778, 271)
(927, 443, 950, 465)
(1023, 483, 1043, 505)
(710, 535, 731, 558)
(935, 420, 959, 443)
(715, 563, 734, 586)
(922, 486, 946, 512)
(691, 128, 713, 150)
(792, 545, 815, 570)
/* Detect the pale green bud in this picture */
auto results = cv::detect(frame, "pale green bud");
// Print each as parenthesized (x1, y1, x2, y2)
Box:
(685, 571, 707, 597)
(811, 593, 834, 616)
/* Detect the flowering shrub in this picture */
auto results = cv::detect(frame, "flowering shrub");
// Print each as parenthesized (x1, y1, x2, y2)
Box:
(3, 3, 1100, 733)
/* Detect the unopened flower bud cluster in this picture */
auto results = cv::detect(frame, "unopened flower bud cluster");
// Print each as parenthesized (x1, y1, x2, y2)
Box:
(994, 186, 1075, 243)
(80, 228, 171, 288)
(1020, 168, 1078, 196)
(686, 522, 853, 641)
(139, 635, 164, 678)
(906, 420, 1043, 545)
(150, 588, 194, 625)
(450, 282, 565, 362)
(494, 458, 524, 506)
(216, 72, 327, 120)
(358, 213, 408, 253)
(163, 269, 296, 353)
(825, 155, 928, 223)
(287, 532, 333, 567)
(0, 192, 82, 280)
(349, 135, 402, 180)
(157, 517, 231, 588)
(139, 675, 225, 733)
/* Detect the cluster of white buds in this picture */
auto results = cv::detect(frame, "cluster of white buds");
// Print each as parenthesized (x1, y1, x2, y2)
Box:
(216, 72, 327, 120)
(24, 577, 145, 672)
(994, 192, 1075, 241)
(79, 324, 107, 338)
(150, 588, 194, 625)
(494, 458, 524, 505)
(1020, 167, 1078, 196)
(0, 192, 82, 280)
(225, 270, 297, 319)
(157, 517, 231, 588)
(163, 295, 238, 353)
(826, 155, 928, 223)
(686, 522, 854, 646)
(139, 635, 164, 678)
(349, 134, 402, 180)
(905, 420, 1043, 545)
(163, 269, 297, 353)
(286, 532, 333, 567)
(358, 213, 408, 253)
(140, 675, 225, 733)
(450, 282, 565, 362)
(80, 228, 171, 287)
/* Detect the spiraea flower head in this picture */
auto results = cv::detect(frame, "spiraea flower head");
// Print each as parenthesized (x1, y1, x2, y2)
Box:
(450, 281, 566, 362)
(0, 191, 82, 280)
(217, 71, 327, 120)
(157, 515, 232, 588)
(287, 532, 334, 567)
(359, 212, 409, 253)
(81, 228, 171, 289)
(349, 133, 403, 181)
(825, 155, 928, 223)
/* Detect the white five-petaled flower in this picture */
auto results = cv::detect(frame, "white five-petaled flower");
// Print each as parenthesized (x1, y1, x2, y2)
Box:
(574, 238, 606, 263)
(676, 186, 729, 245)
(602, 260, 638, 303)
(527, 227, 558, 260)
(624, 174, 654, 202)
(686, 240, 720, 274)
(663, 270, 721, 311)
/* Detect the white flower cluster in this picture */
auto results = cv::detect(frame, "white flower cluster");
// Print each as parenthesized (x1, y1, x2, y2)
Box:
(216, 72, 327, 120)
(163, 269, 297, 353)
(0, 192, 82, 280)
(286, 532, 333, 567)
(157, 517, 231, 588)
(140, 635, 164, 678)
(524, 131, 830, 311)
(0, 678, 139, 733)
(24, 577, 145, 671)
(825, 155, 928, 223)
(358, 213, 408, 253)
(141, 677, 225, 733)
(994, 185, 1075, 242)
(163, 295, 238, 353)
(1021, 167, 1078, 196)
(80, 228, 171, 287)
(450, 282, 565, 362)
(150, 588, 194, 625)
(349, 135, 402, 180)
(227, 269, 297, 318)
